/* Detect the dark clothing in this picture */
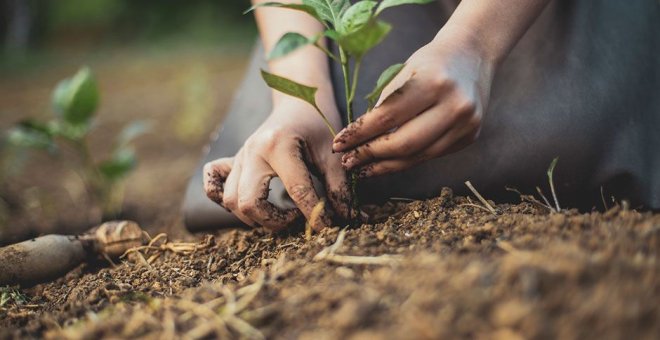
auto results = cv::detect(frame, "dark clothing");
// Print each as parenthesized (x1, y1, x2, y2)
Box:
(183, 1, 660, 231)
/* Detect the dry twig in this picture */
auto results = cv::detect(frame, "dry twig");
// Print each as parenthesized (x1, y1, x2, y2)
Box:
(464, 181, 497, 214)
(547, 157, 561, 212)
(314, 230, 402, 265)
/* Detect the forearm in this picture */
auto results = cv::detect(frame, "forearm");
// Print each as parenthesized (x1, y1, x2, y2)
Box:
(252, 0, 336, 110)
(435, 0, 552, 65)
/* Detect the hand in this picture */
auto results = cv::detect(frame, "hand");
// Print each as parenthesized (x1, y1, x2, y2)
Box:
(332, 36, 496, 178)
(203, 99, 350, 231)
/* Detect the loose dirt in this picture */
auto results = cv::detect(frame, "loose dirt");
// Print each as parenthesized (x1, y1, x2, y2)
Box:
(2, 188, 659, 339)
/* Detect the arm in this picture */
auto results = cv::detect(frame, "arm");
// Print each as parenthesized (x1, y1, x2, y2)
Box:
(438, 0, 552, 66)
(332, 0, 552, 176)
(253, 0, 338, 113)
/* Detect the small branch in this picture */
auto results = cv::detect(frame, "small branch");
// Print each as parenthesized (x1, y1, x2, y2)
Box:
(314, 229, 401, 265)
(547, 157, 561, 212)
(318, 253, 402, 265)
(505, 186, 553, 211)
(464, 181, 496, 214)
(389, 197, 415, 202)
(600, 186, 608, 211)
(536, 186, 555, 212)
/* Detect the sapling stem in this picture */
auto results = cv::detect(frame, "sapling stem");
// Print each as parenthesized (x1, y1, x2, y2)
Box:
(337, 46, 361, 223)
(339, 48, 354, 123)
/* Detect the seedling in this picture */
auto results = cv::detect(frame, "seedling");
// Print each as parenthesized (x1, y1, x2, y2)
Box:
(5, 67, 148, 219)
(247, 0, 433, 221)
(0, 286, 27, 308)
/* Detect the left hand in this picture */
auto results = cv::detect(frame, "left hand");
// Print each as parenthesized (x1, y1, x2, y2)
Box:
(331, 35, 496, 178)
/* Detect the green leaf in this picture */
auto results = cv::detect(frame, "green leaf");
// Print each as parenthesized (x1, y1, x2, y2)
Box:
(365, 63, 405, 110)
(48, 120, 91, 141)
(337, 19, 391, 59)
(117, 120, 151, 147)
(99, 148, 136, 182)
(269, 32, 318, 60)
(52, 66, 99, 127)
(260, 70, 319, 110)
(6, 120, 56, 152)
(302, 0, 350, 26)
(375, 0, 435, 15)
(338, 1, 377, 34)
(324, 29, 340, 41)
(244, 2, 322, 22)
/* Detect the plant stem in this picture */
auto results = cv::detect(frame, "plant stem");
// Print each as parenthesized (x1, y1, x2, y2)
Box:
(339, 49, 354, 124)
(73, 138, 119, 218)
(314, 106, 337, 137)
(348, 58, 362, 106)
(338, 47, 360, 223)
(314, 42, 340, 63)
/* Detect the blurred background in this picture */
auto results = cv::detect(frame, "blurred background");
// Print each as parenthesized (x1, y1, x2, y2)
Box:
(0, 0, 257, 244)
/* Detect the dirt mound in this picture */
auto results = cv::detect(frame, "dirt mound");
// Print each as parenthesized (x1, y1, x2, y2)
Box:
(2, 189, 659, 339)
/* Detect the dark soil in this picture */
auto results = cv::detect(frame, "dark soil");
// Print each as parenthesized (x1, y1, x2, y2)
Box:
(2, 188, 659, 339)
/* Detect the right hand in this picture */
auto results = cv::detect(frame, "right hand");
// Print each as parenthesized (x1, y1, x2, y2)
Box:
(203, 99, 351, 231)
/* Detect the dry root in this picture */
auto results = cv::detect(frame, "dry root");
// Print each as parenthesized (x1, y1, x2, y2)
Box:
(120, 233, 215, 265)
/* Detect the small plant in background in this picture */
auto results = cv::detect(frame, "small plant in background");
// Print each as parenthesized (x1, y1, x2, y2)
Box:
(248, 0, 433, 220)
(5, 67, 148, 220)
(0, 285, 27, 308)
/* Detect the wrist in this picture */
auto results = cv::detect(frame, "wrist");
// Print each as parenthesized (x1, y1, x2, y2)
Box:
(272, 88, 343, 128)
(431, 25, 503, 68)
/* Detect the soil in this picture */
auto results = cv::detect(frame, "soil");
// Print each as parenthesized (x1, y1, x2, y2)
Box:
(2, 188, 659, 339)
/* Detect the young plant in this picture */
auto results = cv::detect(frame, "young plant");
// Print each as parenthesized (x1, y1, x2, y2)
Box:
(5, 67, 148, 220)
(247, 0, 433, 220)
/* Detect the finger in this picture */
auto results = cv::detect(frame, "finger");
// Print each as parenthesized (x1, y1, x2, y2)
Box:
(341, 97, 466, 170)
(332, 77, 438, 152)
(318, 152, 352, 221)
(268, 140, 331, 230)
(236, 155, 301, 231)
(222, 152, 256, 227)
(203, 157, 233, 206)
(357, 126, 479, 178)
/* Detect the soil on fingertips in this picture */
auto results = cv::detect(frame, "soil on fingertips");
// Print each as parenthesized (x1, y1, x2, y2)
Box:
(1, 188, 659, 339)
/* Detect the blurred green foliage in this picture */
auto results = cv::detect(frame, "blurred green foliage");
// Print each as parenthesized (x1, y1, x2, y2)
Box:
(6, 67, 149, 219)
(1, 0, 256, 51)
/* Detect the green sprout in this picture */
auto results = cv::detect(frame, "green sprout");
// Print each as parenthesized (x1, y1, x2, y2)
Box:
(247, 0, 433, 221)
(5, 67, 149, 219)
(0, 286, 27, 308)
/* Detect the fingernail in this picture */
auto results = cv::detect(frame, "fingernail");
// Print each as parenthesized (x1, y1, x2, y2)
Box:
(342, 154, 357, 169)
(357, 167, 371, 178)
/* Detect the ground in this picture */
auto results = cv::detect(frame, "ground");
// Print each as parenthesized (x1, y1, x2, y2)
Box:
(1, 47, 659, 339)
(1, 190, 659, 339)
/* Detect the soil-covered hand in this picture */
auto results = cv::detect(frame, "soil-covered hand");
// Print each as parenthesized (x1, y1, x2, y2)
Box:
(203, 99, 350, 231)
(332, 36, 495, 177)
